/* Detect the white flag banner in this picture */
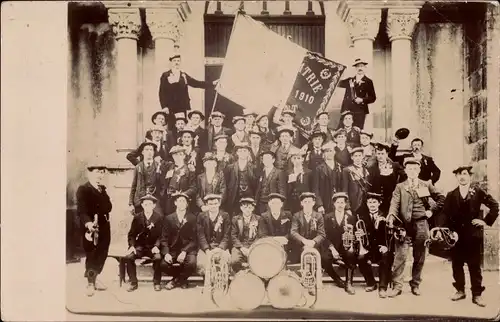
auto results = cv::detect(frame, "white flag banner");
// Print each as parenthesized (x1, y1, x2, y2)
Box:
(215, 13, 307, 115)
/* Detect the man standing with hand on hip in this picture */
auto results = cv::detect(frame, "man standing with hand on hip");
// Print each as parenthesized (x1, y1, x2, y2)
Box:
(387, 157, 445, 298)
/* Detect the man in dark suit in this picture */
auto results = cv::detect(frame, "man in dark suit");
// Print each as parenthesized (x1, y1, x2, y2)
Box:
(289, 192, 326, 264)
(127, 125, 168, 165)
(337, 111, 361, 147)
(159, 54, 217, 128)
(255, 150, 287, 214)
(195, 152, 227, 213)
(438, 166, 499, 307)
(313, 142, 343, 215)
(196, 194, 231, 276)
(224, 143, 258, 214)
(255, 114, 275, 149)
(367, 142, 406, 214)
(248, 127, 265, 171)
(359, 192, 394, 298)
(342, 147, 371, 215)
(270, 126, 301, 171)
(160, 192, 198, 290)
(230, 198, 260, 273)
(387, 158, 445, 298)
(313, 111, 336, 143)
(337, 58, 376, 129)
(124, 194, 164, 292)
(160, 145, 197, 215)
(213, 134, 235, 174)
(188, 110, 208, 155)
(207, 111, 232, 152)
(129, 142, 164, 215)
(389, 137, 441, 185)
(166, 112, 188, 154)
(333, 129, 352, 169)
(286, 150, 314, 214)
(305, 130, 327, 171)
(76, 160, 113, 297)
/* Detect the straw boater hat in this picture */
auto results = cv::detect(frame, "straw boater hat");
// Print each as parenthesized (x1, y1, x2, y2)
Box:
(340, 110, 354, 118)
(151, 108, 169, 124)
(403, 157, 421, 167)
(333, 129, 347, 138)
(255, 114, 268, 123)
(452, 165, 473, 175)
(214, 133, 228, 141)
(375, 142, 391, 152)
(140, 194, 158, 203)
(202, 152, 217, 163)
(169, 145, 186, 155)
(249, 126, 264, 137)
(282, 106, 296, 116)
(174, 112, 187, 122)
(321, 141, 336, 151)
(150, 124, 166, 133)
(349, 147, 364, 155)
(259, 150, 276, 158)
(169, 54, 181, 61)
(171, 191, 190, 202)
(178, 126, 195, 136)
(299, 192, 316, 201)
(138, 141, 158, 153)
(210, 111, 225, 119)
(203, 194, 222, 202)
(311, 130, 327, 142)
(352, 58, 368, 67)
(232, 116, 246, 124)
(234, 142, 251, 151)
(268, 193, 286, 202)
(188, 110, 205, 121)
(87, 157, 108, 171)
(366, 192, 383, 202)
(289, 149, 306, 158)
(360, 130, 373, 138)
(243, 109, 258, 118)
(276, 125, 295, 136)
(332, 192, 349, 202)
(240, 197, 256, 206)
(315, 110, 329, 119)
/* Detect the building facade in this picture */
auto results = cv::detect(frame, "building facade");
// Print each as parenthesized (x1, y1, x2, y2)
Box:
(67, 0, 499, 268)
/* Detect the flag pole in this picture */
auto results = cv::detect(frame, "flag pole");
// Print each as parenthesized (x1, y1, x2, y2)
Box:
(210, 91, 219, 117)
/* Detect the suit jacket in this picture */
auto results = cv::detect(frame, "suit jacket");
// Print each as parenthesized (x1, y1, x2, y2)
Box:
(224, 161, 258, 209)
(207, 125, 232, 152)
(197, 210, 231, 251)
(313, 161, 343, 212)
(338, 76, 376, 115)
(249, 145, 265, 171)
(342, 165, 371, 213)
(255, 167, 287, 204)
(129, 160, 163, 207)
(270, 143, 301, 170)
(438, 185, 499, 239)
(357, 210, 388, 252)
(160, 211, 197, 255)
(128, 211, 164, 249)
(231, 214, 260, 248)
(305, 146, 326, 171)
(335, 146, 352, 168)
(257, 210, 292, 239)
(196, 171, 227, 209)
(286, 168, 314, 211)
(312, 125, 336, 143)
(160, 162, 197, 200)
(323, 210, 357, 253)
(290, 211, 326, 247)
(192, 126, 208, 155)
(389, 145, 441, 184)
(214, 151, 235, 174)
(184, 146, 203, 175)
(388, 179, 445, 223)
(76, 181, 112, 225)
(367, 159, 406, 211)
(126, 140, 168, 166)
(159, 70, 211, 113)
(166, 129, 181, 154)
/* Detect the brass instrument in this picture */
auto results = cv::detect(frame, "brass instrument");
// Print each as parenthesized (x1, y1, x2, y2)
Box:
(355, 214, 369, 259)
(425, 227, 459, 249)
(384, 214, 406, 249)
(85, 214, 99, 247)
(342, 222, 355, 254)
(298, 246, 322, 308)
(204, 249, 230, 307)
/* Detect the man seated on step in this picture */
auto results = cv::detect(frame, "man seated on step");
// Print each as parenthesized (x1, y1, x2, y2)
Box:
(160, 192, 198, 290)
(289, 192, 325, 264)
(196, 194, 231, 276)
(257, 193, 292, 260)
(230, 197, 260, 273)
(358, 192, 394, 298)
(125, 194, 164, 292)
(323, 192, 376, 295)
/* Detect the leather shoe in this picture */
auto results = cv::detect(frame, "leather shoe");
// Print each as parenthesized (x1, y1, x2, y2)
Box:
(411, 287, 421, 296)
(127, 284, 138, 292)
(154, 284, 161, 292)
(86, 284, 95, 297)
(180, 282, 189, 289)
(365, 284, 378, 292)
(165, 281, 176, 290)
(472, 296, 486, 307)
(451, 291, 466, 301)
(94, 281, 107, 291)
(345, 284, 356, 295)
(388, 289, 402, 298)
(379, 289, 387, 298)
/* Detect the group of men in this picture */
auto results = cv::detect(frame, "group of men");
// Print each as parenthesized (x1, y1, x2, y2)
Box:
(76, 55, 498, 308)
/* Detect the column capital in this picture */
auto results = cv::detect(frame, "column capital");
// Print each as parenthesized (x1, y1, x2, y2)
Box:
(387, 9, 421, 41)
(146, 8, 184, 42)
(342, 8, 382, 42)
(107, 8, 141, 40)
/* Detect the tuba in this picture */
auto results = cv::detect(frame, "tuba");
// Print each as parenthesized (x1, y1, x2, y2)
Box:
(204, 248, 230, 307)
(299, 246, 322, 308)
(355, 214, 369, 259)
(342, 222, 355, 254)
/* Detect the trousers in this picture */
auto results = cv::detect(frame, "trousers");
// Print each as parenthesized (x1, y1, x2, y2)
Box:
(451, 237, 485, 296)
(124, 248, 162, 285)
(162, 251, 197, 283)
(392, 219, 429, 290)
(83, 221, 110, 284)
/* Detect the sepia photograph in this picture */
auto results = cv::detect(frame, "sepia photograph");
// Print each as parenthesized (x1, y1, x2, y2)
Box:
(64, 0, 500, 319)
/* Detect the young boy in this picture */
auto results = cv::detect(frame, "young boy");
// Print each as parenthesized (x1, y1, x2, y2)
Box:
(230, 198, 260, 273)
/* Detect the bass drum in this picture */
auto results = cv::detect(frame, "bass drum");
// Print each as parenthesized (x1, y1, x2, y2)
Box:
(267, 270, 304, 309)
(248, 237, 286, 279)
(228, 271, 265, 310)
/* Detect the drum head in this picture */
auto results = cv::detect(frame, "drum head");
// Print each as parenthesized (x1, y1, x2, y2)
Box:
(267, 272, 304, 309)
(248, 239, 286, 279)
(229, 272, 265, 310)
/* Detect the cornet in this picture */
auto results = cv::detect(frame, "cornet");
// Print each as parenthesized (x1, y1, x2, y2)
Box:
(342, 223, 355, 254)
(355, 214, 369, 258)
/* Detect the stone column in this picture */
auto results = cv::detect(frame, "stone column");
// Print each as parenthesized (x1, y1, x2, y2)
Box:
(387, 9, 420, 145)
(107, 7, 141, 163)
(337, 4, 381, 131)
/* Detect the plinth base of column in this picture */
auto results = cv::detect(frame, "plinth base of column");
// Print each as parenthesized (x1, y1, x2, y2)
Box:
(483, 226, 499, 271)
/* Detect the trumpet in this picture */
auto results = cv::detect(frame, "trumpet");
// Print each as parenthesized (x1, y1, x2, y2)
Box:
(342, 223, 355, 253)
(355, 214, 369, 258)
